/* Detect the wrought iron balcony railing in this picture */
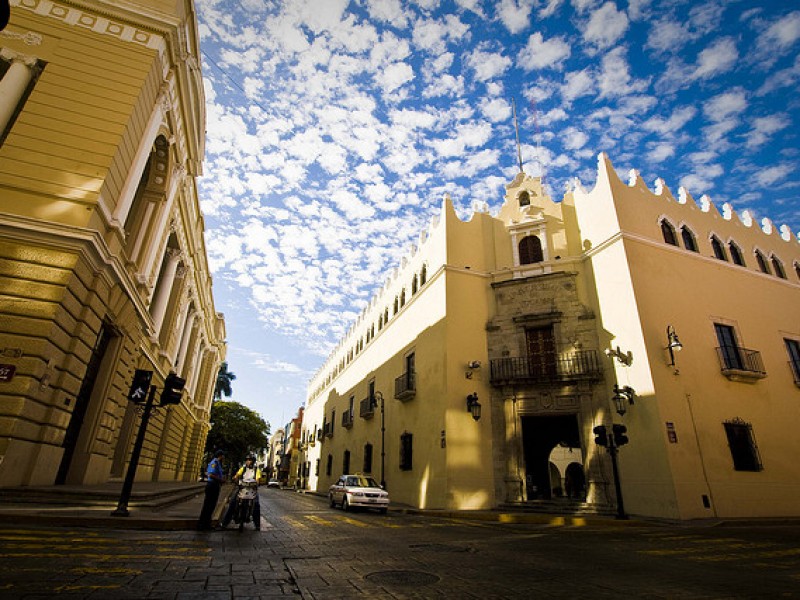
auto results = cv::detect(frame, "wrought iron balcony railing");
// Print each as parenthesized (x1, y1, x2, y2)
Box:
(341, 410, 354, 428)
(715, 346, 766, 379)
(394, 372, 416, 401)
(489, 350, 603, 386)
(359, 397, 374, 419)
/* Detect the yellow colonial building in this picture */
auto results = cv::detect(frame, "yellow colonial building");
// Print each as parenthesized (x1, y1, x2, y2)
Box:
(304, 152, 800, 521)
(0, 0, 225, 487)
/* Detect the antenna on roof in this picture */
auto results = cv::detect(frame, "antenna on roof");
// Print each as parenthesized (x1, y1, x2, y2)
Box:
(512, 98, 524, 173)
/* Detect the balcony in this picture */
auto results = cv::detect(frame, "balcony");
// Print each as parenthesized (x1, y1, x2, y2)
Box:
(394, 372, 416, 401)
(489, 351, 603, 386)
(716, 346, 766, 382)
(341, 410, 354, 429)
(323, 422, 334, 438)
(359, 397, 374, 419)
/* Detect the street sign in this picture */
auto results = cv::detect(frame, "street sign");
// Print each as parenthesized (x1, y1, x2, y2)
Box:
(0, 364, 16, 382)
(127, 369, 153, 403)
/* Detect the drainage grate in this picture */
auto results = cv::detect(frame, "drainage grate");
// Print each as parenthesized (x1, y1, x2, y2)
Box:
(365, 570, 440, 587)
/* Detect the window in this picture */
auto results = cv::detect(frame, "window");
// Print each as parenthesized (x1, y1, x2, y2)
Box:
(729, 242, 746, 266)
(714, 323, 743, 370)
(771, 255, 786, 279)
(400, 432, 413, 471)
(420, 264, 427, 285)
(411, 274, 418, 295)
(315, 458, 320, 476)
(326, 454, 333, 476)
(363, 443, 373, 473)
(723, 419, 762, 472)
(755, 250, 770, 274)
(786, 339, 800, 384)
(518, 191, 530, 207)
(795, 262, 800, 281)
(661, 219, 678, 246)
(400, 289, 406, 307)
(711, 236, 727, 261)
(393, 297, 399, 314)
(518, 235, 544, 265)
(526, 325, 557, 378)
(342, 450, 351, 474)
(680, 226, 698, 252)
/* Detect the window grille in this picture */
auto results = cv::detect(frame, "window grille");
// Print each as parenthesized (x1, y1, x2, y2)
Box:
(723, 418, 763, 472)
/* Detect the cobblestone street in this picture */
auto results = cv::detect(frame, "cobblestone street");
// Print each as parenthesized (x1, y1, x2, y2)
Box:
(1, 489, 799, 598)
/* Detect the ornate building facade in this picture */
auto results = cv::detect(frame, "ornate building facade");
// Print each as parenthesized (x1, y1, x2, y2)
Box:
(0, 0, 225, 486)
(304, 153, 800, 520)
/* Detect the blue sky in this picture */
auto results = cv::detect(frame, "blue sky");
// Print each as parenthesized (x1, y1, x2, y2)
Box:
(194, 0, 800, 433)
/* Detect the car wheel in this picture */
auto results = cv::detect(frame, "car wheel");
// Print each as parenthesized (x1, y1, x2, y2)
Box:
(343, 496, 350, 512)
(329, 495, 336, 508)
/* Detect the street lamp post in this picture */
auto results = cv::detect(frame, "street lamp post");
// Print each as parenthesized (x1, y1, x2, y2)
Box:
(372, 391, 386, 490)
(607, 435, 627, 520)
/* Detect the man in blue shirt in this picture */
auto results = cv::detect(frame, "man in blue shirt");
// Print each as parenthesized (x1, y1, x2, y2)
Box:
(197, 450, 225, 530)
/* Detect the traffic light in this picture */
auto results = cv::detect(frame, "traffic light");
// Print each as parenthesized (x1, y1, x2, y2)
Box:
(593, 425, 608, 447)
(160, 372, 186, 406)
(127, 369, 153, 403)
(612, 424, 629, 447)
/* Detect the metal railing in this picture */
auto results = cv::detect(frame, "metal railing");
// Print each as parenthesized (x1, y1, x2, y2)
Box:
(715, 346, 766, 376)
(394, 372, 416, 400)
(359, 397, 374, 418)
(489, 350, 603, 385)
(341, 410, 354, 428)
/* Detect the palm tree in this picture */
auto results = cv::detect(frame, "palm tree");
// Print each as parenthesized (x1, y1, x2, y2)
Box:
(214, 361, 236, 400)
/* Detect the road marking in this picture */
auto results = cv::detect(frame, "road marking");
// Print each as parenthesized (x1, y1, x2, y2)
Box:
(305, 515, 334, 527)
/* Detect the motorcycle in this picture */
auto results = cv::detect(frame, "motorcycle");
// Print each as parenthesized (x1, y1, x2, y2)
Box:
(233, 480, 258, 532)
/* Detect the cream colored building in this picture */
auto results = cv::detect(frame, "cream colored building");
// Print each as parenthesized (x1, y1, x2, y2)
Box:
(304, 152, 800, 520)
(0, 0, 225, 487)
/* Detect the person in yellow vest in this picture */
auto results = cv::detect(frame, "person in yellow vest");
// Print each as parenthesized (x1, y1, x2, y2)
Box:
(219, 454, 263, 530)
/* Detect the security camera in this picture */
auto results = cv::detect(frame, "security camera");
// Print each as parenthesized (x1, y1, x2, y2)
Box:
(467, 361, 481, 369)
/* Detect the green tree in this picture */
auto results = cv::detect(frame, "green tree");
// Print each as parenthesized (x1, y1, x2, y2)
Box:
(214, 361, 236, 400)
(205, 401, 270, 468)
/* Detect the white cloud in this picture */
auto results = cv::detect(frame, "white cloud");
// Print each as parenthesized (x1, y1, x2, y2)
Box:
(562, 127, 589, 150)
(375, 61, 415, 92)
(583, 2, 629, 49)
(480, 97, 512, 123)
(754, 164, 794, 188)
(539, 0, 563, 18)
(757, 55, 800, 95)
(466, 46, 513, 81)
(560, 69, 594, 101)
(745, 114, 790, 149)
(693, 37, 738, 80)
(756, 10, 800, 56)
(645, 18, 688, 54)
(647, 143, 675, 163)
(642, 106, 697, 135)
(366, 0, 409, 28)
(497, 0, 533, 34)
(518, 32, 571, 70)
(703, 89, 747, 122)
(597, 47, 648, 99)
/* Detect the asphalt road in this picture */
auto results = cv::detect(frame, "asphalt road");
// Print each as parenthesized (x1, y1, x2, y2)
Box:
(0, 488, 798, 598)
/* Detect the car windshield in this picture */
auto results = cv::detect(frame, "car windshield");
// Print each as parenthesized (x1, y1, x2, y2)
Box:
(345, 476, 379, 488)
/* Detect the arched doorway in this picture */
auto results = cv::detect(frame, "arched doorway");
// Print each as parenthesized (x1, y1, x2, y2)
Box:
(521, 414, 581, 500)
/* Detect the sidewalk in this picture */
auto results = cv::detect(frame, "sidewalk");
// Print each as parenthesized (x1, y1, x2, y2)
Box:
(0, 481, 235, 530)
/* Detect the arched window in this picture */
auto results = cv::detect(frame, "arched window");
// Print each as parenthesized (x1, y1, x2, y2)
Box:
(755, 250, 770, 274)
(384, 308, 389, 323)
(518, 191, 530, 207)
(400, 289, 406, 307)
(393, 297, 398, 314)
(420, 264, 427, 285)
(729, 242, 745, 266)
(771, 255, 786, 279)
(411, 274, 418, 295)
(680, 226, 698, 252)
(711, 236, 727, 261)
(518, 235, 544, 265)
(661, 219, 678, 246)
(794, 262, 800, 281)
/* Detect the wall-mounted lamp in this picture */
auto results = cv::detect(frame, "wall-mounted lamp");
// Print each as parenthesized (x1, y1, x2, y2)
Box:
(605, 346, 633, 367)
(466, 392, 481, 421)
(666, 325, 683, 366)
(612, 384, 635, 416)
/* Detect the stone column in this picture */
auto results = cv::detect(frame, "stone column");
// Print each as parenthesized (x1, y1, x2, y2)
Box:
(175, 307, 196, 373)
(150, 248, 181, 332)
(0, 51, 36, 134)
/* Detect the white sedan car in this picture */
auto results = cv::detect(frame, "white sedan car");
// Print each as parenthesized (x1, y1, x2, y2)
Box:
(329, 474, 389, 513)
